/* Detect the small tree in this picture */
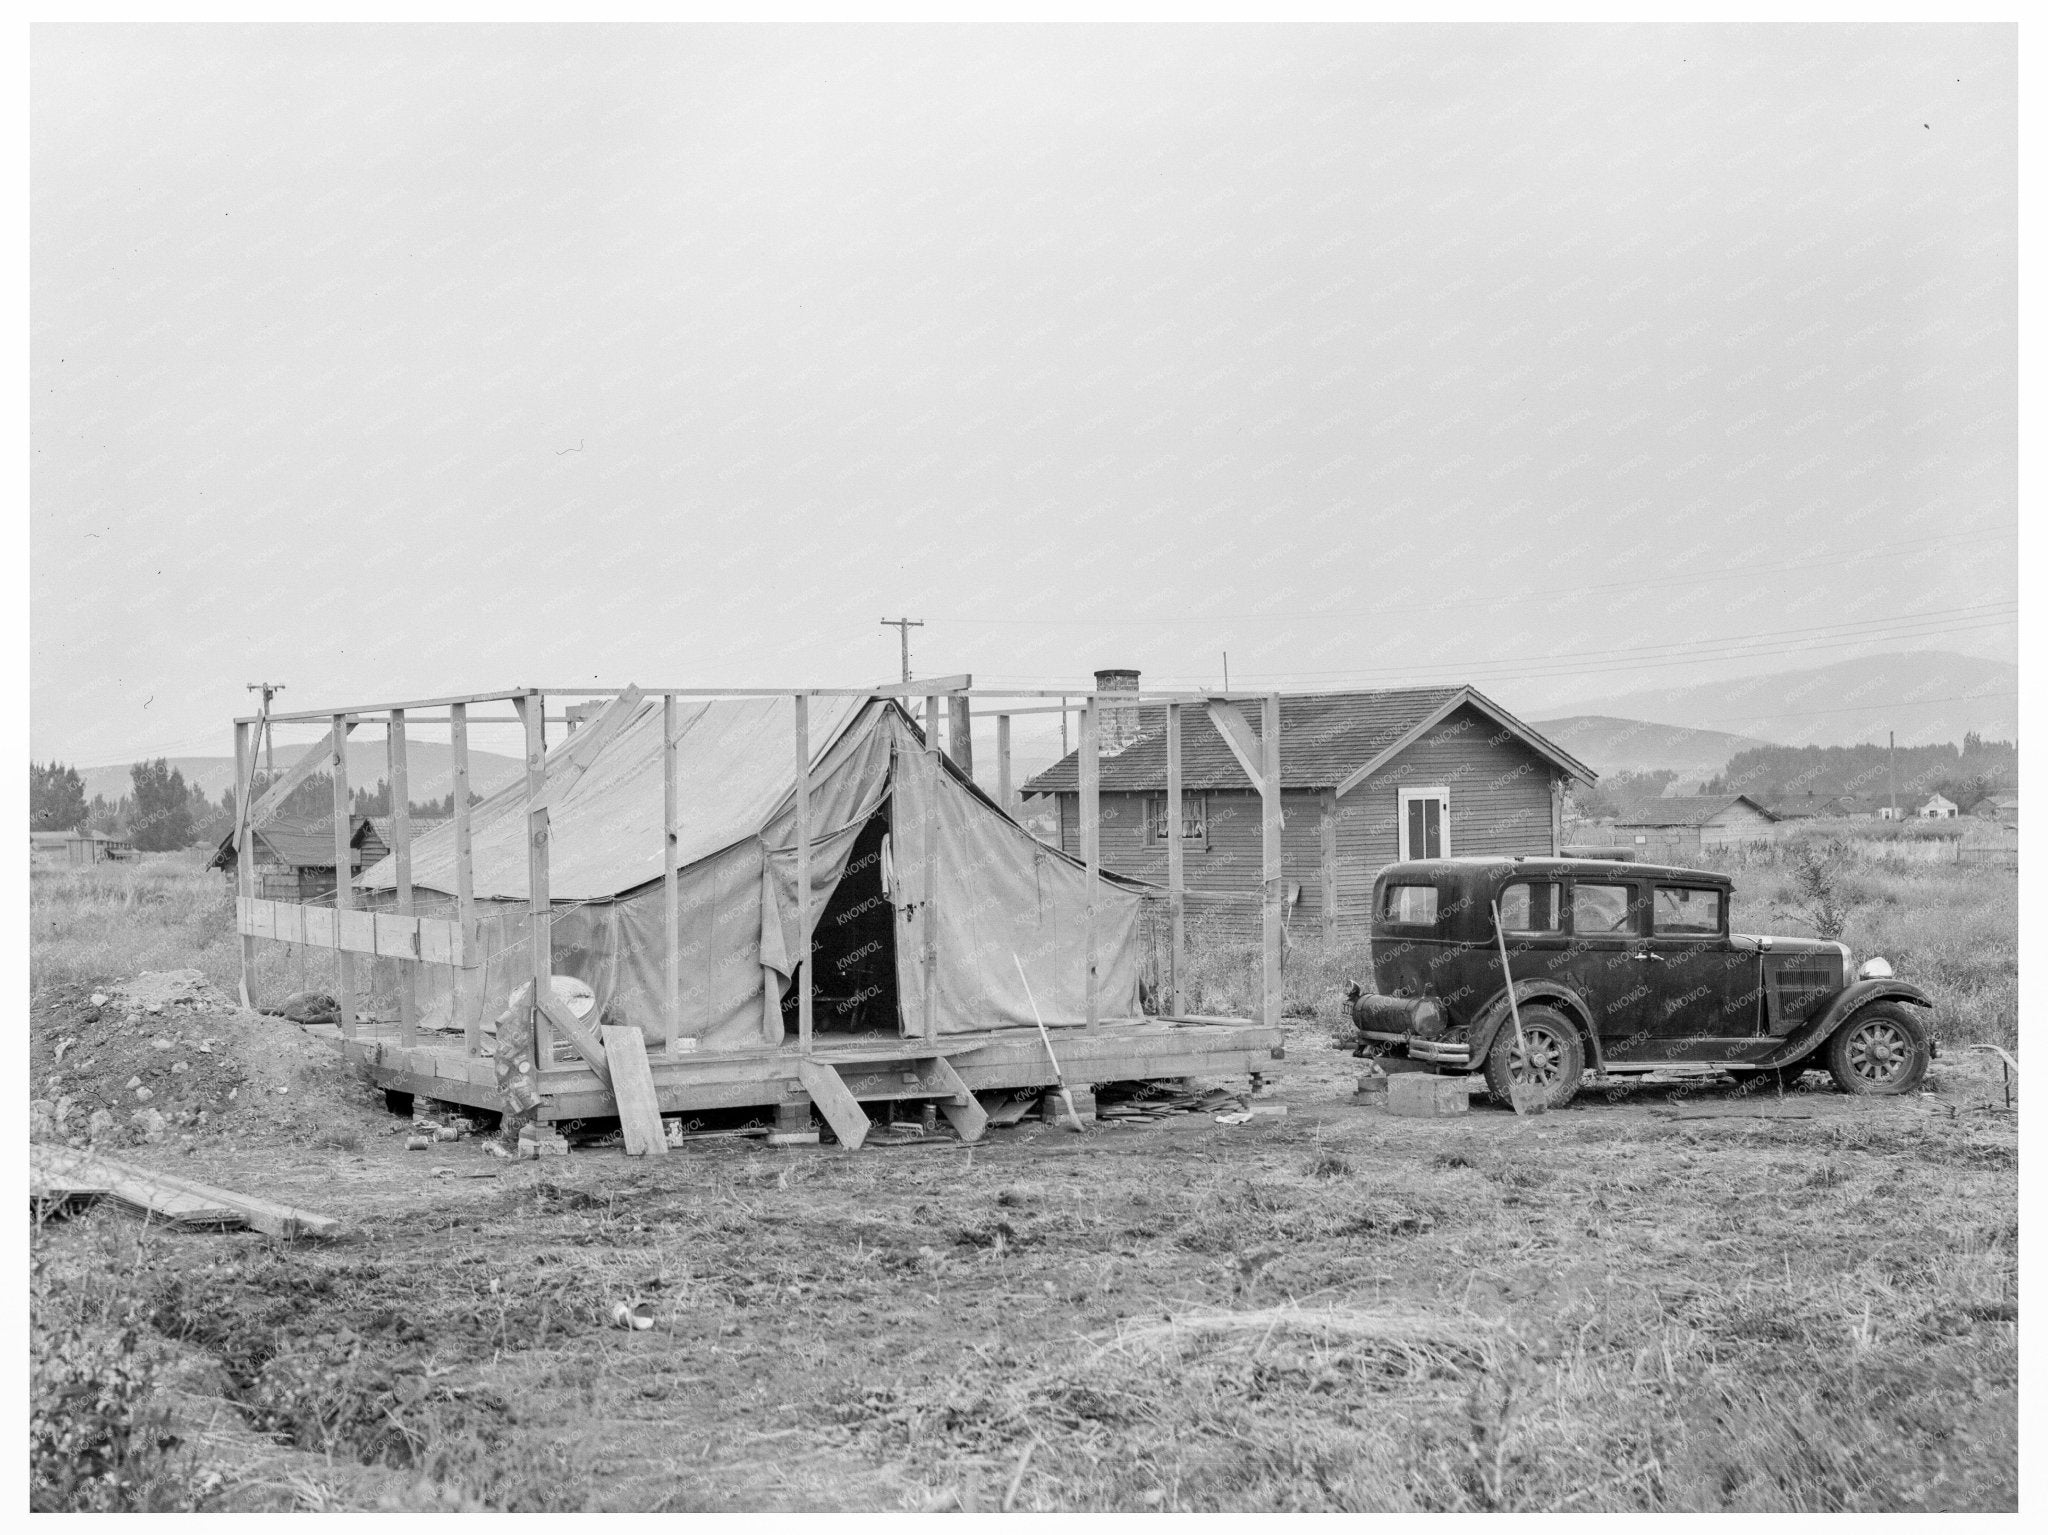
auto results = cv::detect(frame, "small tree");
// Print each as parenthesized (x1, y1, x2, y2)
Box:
(1772, 836, 1865, 941)
(127, 760, 195, 852)
(30, 762, 88, 831)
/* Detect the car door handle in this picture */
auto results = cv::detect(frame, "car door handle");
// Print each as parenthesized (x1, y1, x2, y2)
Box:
(1631, 951, 1666, 963)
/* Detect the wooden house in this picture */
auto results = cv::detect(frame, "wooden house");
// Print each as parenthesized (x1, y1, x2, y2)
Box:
(1022, 677, 1596, 939)
(211, 816, 390, 901)
(1612, 794, 1779, 863)
(1917, 793, 1960, 820)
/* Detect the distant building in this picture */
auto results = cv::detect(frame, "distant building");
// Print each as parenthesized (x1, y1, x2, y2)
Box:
(1612, 794, 1779, 863)
(210, 815, 398, 901)
(1977, 793, 2018, 828)
(1917, 793, 1960, 820)
(31, 829, 131, 865)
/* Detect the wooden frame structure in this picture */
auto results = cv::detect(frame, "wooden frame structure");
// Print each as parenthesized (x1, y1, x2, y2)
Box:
(230, 680, 1285, 1147)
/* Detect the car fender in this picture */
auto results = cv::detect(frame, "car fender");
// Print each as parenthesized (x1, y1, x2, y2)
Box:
(1757, 979, 1936, 1070)
(1467, 980, 1604, 1071)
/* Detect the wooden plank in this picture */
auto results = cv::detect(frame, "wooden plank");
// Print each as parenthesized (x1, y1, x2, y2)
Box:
(794, 692, 813, 1054)
(601, 1024, 668, 1156)
(1318, 788, 1339, 941)
(948, 691, 974, 776)
(247, 723, 357, 831)
(388, 708, 416, 1045)
(1166, 701, 1185, 1016)
(302, 904, 337, 947)
(917, 1054, 987, 1143)
(519, 693, 553, 1066)
(451, 701, 479, 1055)
(996, 713, 1012, 812)
(337, 909, 378, 953)
(1261, 693, 1283, 1035)
(536, 988, 611, 1088)
(797, 1057, 871, 1150)
(1203, 699, 1266, 793)
(921, 716, 940, 1041)
(663, 693, 682, 1056)
(330, 715, 357, 1040)
(32, 1147, 243, 1229)
(249, 688, 530, 726)
(234, 720, 257, 1009)
(1080, 697, 1099, 1030)
(871, 673, 970, 698)
(372, 912, 419, 959)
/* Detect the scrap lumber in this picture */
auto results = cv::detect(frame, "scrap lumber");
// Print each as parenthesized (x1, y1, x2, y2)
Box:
(601, 1024, 668, 1157)
(29, 1145, 340, 1237)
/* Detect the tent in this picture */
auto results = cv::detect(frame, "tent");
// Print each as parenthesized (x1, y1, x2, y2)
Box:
(356, 694, 1145, 1050)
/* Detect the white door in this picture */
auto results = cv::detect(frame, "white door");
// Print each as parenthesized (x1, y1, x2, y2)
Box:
(1398, 787, 1450, 861)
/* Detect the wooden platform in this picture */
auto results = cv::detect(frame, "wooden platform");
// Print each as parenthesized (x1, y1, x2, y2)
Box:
(324, 1017, 1284, 1131)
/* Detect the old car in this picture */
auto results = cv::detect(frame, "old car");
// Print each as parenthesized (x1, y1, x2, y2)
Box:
(1344, 855, 1935, 1108)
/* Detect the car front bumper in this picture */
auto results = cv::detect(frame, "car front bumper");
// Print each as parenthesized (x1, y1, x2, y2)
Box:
(1407, 1037, 1471, 1067)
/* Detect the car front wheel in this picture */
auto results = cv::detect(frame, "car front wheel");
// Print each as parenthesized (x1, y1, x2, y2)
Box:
(1824, 1002, 1931, 1096)
(1482, 1004, 1585, 1109)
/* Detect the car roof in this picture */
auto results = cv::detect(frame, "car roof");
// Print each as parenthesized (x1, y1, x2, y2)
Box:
(1377, 855, 1734, 888)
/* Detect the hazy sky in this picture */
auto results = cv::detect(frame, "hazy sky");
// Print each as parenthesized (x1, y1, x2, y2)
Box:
(31, 24, 2015, 768)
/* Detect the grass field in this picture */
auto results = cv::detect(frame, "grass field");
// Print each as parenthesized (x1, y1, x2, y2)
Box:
(30, 851, 2019, 1511)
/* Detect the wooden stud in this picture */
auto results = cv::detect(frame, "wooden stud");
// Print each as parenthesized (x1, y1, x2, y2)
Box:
(233, 722, 258, 1010)
(663, 693, 682, 1057)
(1319, 788, 1340, 941)
(996, 713, 1012, 812)
(1261, 693, 1283, 1034)
(948, 689, 974, 776)
(794, 692, 813, 1055)
(922, 705, 940, 1041)
(519, 692, 553, 1067)
(1166, 701, 1186, 1016)
(1080, 696, 1099, 1029)
(329, 715, 356, 1040)
(601, 1024, 667, 1156)
(925, 695, 942, 758)
(451, 702, 479, 1056)
(387, 709, 416, 1047)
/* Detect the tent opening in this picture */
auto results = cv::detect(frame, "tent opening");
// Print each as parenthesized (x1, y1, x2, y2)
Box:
(782, 807, 902, 1038)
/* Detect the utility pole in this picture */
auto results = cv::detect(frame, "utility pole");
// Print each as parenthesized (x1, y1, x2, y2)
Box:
(246, 682, 285, 782)
(1223, 652, 1230, 691)
(1889, 730, 1897, 821)
(879, 617, 924, 684)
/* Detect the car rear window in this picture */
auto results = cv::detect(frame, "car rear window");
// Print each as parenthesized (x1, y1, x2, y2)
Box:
(1497, 881, 1561, 933)
(1654, 886, 1723, 935)
(1381, 884, 1438, 926)
(1571, 882, 1637, 935)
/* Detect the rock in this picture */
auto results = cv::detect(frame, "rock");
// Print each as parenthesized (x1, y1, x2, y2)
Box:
(90, 992, 108, 1007)
(171, 1061, 189, 1074)
(29, 1100, 56, 1139)
(146, 1003, 164, 1016)
(130, 1108, 167, 1143)
(87, 1108, 115, 1140)
(1387, 1073, 1471, 1118)
(125, 1076, 143, 1091)
(135, 1086, 154, 1102)
(152, 1037, 175, 1050)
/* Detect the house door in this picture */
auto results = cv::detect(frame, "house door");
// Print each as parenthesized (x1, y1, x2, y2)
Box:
(1399, 787, 1450, 861)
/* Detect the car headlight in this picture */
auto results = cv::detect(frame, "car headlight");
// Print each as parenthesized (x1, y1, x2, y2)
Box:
(1857, 956, 1895, 980)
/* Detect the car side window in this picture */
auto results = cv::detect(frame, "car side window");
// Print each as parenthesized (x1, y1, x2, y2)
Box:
(1570, 882, 1637, 936)
(1653, 886, 1723, 935)
(1382, 884, 1438, 926)
(1498, 881, 1561, 933)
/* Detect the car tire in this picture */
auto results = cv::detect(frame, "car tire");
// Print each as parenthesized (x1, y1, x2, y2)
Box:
(1482, 1004, 1585, 1109)
(1824, 1002, 1931, 1096)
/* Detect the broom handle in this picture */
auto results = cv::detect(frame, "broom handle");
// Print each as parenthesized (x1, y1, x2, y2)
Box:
(1013, 954, 1066, 1086)
(1491, 900, 1531, 1064)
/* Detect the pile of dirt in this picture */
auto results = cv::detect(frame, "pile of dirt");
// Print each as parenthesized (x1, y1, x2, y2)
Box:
(31, 970, 390, 1154)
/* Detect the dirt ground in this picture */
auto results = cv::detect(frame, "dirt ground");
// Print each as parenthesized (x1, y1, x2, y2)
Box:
(31, 984, 2019, 1512)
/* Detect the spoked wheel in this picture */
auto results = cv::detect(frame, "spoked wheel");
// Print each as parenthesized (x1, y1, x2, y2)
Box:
(1482, 1004, 1585, 1109)
(1824, 1002, 1931, 1096)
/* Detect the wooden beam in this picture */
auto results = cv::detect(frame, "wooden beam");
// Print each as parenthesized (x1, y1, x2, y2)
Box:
(797, 1058, 870, 1150)
(925, 695, 942, 758)
(1261, 693, 1283, 1035)
(233, 721, 257, 1010)
(996, 714, 1012, 811)
(388, 709, 416, 1047)
(520, 693, 553, 1068)
(921, 710, 940, 1041)
(536, 988, 609, 1086)
(1204, 699, 1266, 793)
(329, 716, 357, 1040)
(948, 691, 974, 776)
(237, 898, 472, 965)
(248, 723, 357, 831)
(1318, 788, 1339, 941)
(451, 702, 479, 1056)
(247, 688, 531, 726)
(794, 692, 813, 1055)
(663, 693, 682, 1057)
(870, 673, 970, 698)
(1080, 697, 1100, 1030)
(1166, 702, 1185, 1016)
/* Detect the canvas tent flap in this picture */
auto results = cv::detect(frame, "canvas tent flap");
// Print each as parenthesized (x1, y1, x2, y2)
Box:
(358, 693, 868, 902)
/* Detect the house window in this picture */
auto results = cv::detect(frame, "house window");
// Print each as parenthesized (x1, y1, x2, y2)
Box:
(1145, 794, 1208, 849)
(1397, 786, 1450, 861)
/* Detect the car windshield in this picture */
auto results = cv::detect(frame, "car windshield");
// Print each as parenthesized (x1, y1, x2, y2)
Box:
(1571, 882, 1636, 935)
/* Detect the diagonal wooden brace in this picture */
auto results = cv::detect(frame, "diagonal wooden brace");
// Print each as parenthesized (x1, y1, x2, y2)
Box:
(915, 1055, 987, 1143)
(536, 989, 612, 1089)
(797, 1057, 871, 1150)
(1204, 699, 1267, 793)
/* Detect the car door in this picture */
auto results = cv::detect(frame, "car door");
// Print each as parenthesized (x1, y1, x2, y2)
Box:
(1563, 876, 1656, 1057)
(1640, 883, 1769, 1064)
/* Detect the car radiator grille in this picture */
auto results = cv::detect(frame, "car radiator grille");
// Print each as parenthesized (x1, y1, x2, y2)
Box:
(1766, 961, 1838, 1032)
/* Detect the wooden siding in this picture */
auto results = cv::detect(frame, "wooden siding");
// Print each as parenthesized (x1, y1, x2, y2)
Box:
(1057, 702, 1565, 940)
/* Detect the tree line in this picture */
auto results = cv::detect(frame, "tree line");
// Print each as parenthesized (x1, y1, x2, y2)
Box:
(1702, 732, 2017, 812)
(29, 760, 473, 854)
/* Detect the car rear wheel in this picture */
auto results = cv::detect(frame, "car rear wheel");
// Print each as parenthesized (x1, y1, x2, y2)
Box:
(1483, 1004, 1585, 1109)
(1824, 1002, 1931, 1096)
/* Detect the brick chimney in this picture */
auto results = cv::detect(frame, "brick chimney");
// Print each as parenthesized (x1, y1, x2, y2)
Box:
(1094, 668, 1142, 756)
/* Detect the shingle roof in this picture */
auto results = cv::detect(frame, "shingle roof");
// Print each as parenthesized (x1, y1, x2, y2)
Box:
(1614, 794, 1777, 828)
(1022, 685, 1592, 795)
